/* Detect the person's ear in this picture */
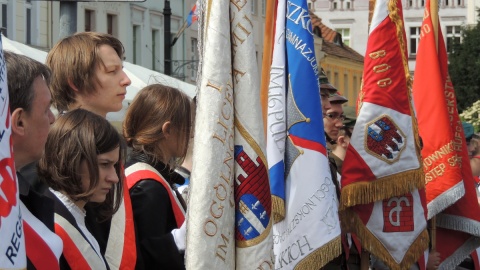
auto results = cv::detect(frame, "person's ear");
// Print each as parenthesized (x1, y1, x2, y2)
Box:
(337, 135, 347, 148)
(161, 121, 172, 138)
(67, 79, 80, 92)
(11, 108, 26, 136)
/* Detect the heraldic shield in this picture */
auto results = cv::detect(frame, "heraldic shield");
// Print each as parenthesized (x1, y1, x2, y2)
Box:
(365, 115, 406, 164)
(234, 145, 272, 244)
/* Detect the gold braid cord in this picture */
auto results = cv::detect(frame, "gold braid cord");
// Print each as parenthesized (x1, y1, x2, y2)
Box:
(294, 236, 342, 270)
(388, 0, 424, 163)
(339, 168, 425, 210)
(341, 208, 430, 270)
(271, 195, 286, 223)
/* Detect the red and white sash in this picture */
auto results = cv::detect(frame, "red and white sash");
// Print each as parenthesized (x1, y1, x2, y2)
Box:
(125, 162, 185, 227)
(54, 213, 107, 270)
(21, 202, 62, 270)
(104, 178, 136, 270)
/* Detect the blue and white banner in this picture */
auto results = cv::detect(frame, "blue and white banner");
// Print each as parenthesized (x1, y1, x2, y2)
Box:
(267, 0, 287, 223)
(272, 0, 341, 268)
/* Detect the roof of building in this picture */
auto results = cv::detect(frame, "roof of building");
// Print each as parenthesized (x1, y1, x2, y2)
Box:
(310, 12, 364, 63)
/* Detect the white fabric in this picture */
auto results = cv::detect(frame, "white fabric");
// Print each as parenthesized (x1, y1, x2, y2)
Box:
(50, 189, 104, 263)
(273, 148, 341, 268)
(171, 221, 186, 251)
(350, 102, 421, 178)
(20, 201, 63, 261)
(369, 0, 389, 35)
(0, 41, 26, 268)
(366, 189, 426, 264)
(266, 0, 287, 172)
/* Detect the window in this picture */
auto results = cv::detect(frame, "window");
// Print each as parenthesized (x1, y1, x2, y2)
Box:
(407, 0, 413, 7)
(409, 27, 421, 56)
(346, 2, 351, 9)
(420, 0, 425, 6)
(344, 74, 348, 98)
(444, 0, 449, 6)
(25, 0, 32, 44)
(191, 38, 198, 79)
(446, 25, 461, 52)
(333, 2, 338, 9)
(336, 28, 351, 46)
(1, 4, 6, 37)
(85, 9, 95, 32)
(262, 0, 266, 16)
(334, 72, 339, 87)
(133, 25, 140, 64)
(107, 14, 118, 36)
(152, 30, 159, 70)
(251, 0, 257, 15)
(353, 75, 358, 93)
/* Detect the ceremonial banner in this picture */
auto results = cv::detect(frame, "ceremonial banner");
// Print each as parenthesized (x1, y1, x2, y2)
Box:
(412, 0, 464, 219)
(411, 0, 480, 267)
(186, 0, 273, 269)
(0, 35, 27, 269)
(266, 0, 287, 223)
(272, 0, 341, 268)
(339, 0, 428, 268)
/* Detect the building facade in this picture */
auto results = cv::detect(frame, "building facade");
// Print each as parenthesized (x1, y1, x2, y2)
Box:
(309, 0, 467, 72)
(0, 0, 49, 49)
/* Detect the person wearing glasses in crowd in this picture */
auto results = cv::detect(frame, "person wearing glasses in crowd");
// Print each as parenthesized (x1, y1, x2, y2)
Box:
(324, 92, 348, 146)
(322, 89, 362, 270)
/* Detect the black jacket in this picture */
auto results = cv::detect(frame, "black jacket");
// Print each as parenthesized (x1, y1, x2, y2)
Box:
(18, 163, 57, 270)
(127, 152, 186, 270)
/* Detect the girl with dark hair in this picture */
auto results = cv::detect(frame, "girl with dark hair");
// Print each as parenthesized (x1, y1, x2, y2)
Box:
(38, 109, 125, 270)
(123, 84, 192, 270)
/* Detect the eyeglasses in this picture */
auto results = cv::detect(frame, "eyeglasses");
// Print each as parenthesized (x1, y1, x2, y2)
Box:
(320, 93, 330, 99)
(324, 113, 346, 122)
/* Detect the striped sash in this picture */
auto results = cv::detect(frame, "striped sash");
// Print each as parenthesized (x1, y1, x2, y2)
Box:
(104, 179, 136, 270)
(21, 202, 62, 270)
(126, 162, 185, 227)
(54, 213, 107, 270)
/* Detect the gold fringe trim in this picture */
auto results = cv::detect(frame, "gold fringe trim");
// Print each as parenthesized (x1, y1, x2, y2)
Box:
(294, 236, 342, 270)
(388, 0, 412, 92)
(340, 168, 425, 209)
(343, 208, 430, 270)
(272, 195, 285, 223)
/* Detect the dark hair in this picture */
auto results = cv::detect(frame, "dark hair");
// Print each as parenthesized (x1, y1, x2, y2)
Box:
(38, 109, 125, 219)
(123, 84, 192, 167)
(4, 51, 51, 112)
(46, 32, 125, 112)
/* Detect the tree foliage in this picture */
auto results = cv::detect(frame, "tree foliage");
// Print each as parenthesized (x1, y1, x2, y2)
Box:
(448, 20, 480, 113)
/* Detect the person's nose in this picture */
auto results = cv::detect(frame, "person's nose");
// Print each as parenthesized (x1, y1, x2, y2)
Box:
(120, 70, 132, 87)
(106, 167, 119, 184)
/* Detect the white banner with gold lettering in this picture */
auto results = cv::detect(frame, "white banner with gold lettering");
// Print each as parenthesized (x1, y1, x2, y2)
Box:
(0, 35, 27, 269)
(186, 0, 273, 269)
(230, 0, 274, 269)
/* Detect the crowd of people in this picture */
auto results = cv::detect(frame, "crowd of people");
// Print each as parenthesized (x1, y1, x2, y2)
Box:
(9, 32, 192, 270)
(4, 31, 480, 270)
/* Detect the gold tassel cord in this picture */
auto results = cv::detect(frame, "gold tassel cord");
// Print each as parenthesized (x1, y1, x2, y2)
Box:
(344, 208, 430, 270)
(271, 195, 286, 223)
(294, 236, 342, 270)
(340, 168, 425, 209)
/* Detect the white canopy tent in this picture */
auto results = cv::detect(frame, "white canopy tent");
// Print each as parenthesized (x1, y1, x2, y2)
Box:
(1, 35, 196, 122)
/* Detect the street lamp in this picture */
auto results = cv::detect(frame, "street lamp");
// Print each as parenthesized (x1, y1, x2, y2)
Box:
(164, 0, 172, 76)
